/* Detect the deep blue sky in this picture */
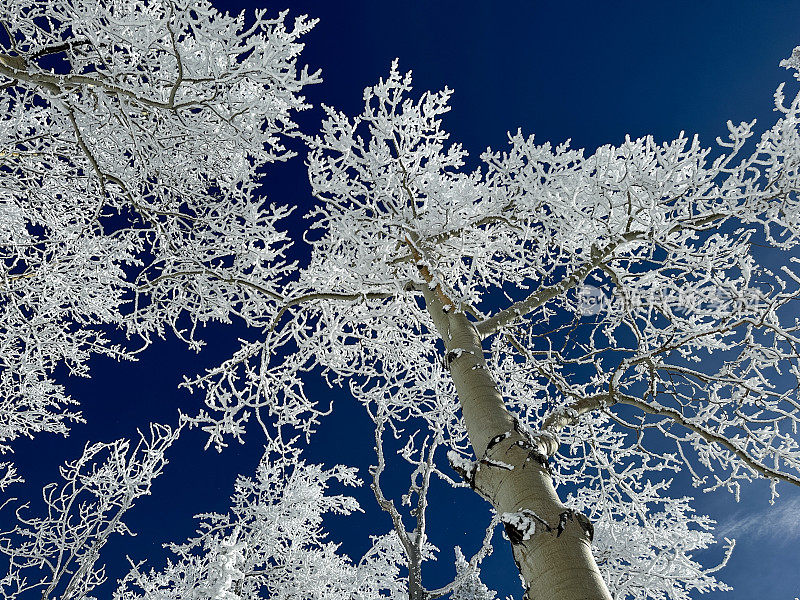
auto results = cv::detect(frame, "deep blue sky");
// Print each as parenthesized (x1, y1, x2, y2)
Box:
(11, 2, 800, 599)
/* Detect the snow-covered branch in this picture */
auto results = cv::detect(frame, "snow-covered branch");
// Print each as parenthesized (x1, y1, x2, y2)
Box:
(0, 423, 179, 600)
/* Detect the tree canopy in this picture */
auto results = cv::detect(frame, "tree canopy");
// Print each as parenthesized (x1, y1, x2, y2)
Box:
(2, 1, 800, 599)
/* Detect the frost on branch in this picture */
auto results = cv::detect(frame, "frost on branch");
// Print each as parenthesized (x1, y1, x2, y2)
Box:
(179, 333, 326, 451)
(449, 547, 497, 600)
(0, 423, 179, 600)
(115, 443, 408, 600)
(205, 530, 246, 600)
(0, 0, 318, 448)
(780, 46, 800, 80)
(0, 462, 21, 491)
(447, 450, 477, 486)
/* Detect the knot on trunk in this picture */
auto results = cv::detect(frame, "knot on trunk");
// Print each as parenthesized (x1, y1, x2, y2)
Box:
(512, 416, 560, 457)
(511, 438, 553, 476)
(486, 431, 511, 452)
(476, 422, 557, 481)
(501, 509, 553, 545)
(557, 509, 594, 542)
(443, 347, 475, 369)
(447, 449, 516, 499)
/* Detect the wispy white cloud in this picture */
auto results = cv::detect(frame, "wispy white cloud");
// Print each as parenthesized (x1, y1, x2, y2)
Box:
(714, 495, 800, 543)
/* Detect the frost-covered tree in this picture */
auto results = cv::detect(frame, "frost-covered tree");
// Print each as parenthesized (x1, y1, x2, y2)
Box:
(3, 0, 800, 599)
(236, 59, 800, 599)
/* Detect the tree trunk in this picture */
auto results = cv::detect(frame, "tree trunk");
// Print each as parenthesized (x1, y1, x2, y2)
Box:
(422, 288, 612, 600)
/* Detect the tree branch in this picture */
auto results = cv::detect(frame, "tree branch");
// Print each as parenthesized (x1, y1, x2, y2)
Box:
(476, 210, 733, 339)
(615, 392, 800, 487)
(270, 290, 396, 330)
(477, 243, 615, 338)
(0, 59, 188, 110)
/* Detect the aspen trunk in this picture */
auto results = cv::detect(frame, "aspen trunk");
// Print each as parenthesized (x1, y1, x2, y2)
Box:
(423, 288, 612, 600)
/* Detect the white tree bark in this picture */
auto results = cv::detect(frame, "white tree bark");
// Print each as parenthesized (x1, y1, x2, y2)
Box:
(422, 284, 612, 600)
